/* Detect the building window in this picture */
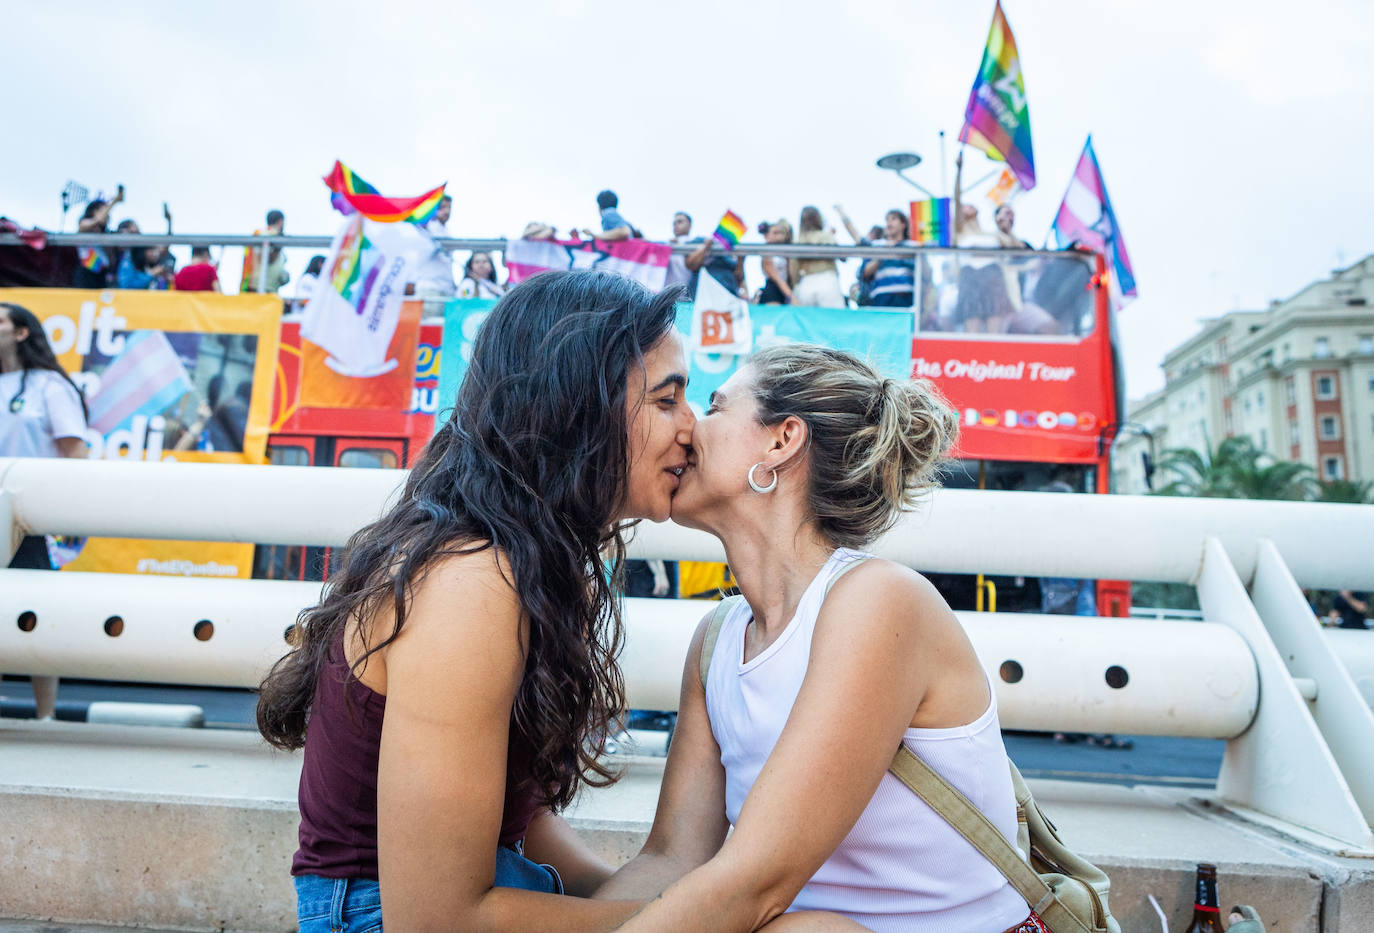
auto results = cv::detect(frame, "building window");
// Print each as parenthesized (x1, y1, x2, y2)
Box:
(1369, 374, 1374, 394)
(1257, 390, 1265, 409)
(1244, 398, 1252, 414)
(1316, 375, 1337, 399)
(1315, 337, 1332, 358)
(1289, 421, 1300, 447)
(1259, 428, 1268, 451)
(1323, 456, 1343, 480)
(1286, 379, 1296, 406)
(1360, 335, 1374, 355)
(1320, 416, 1340, 440)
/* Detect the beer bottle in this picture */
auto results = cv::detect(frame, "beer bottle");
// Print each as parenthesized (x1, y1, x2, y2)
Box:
(1184, 862, 1223, 933)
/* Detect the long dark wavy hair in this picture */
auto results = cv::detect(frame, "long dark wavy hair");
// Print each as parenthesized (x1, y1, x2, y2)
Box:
(256, 270, 680, 809)
(0, 302, 88, 419)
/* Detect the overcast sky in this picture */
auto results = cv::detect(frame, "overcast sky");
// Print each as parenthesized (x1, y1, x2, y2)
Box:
(4, 0, 1372, 398)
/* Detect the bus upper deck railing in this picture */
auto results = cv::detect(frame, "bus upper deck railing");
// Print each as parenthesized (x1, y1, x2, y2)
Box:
(0, 231, 1103, 340)
(0, 230, 1060, 261)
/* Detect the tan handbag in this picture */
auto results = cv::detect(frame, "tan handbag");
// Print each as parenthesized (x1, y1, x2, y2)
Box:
(698, 556, 1120, 933)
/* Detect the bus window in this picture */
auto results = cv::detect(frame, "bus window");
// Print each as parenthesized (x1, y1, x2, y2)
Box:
(268, 445, 311, 467)
(917, 251, 1096, 338)
(338, 447, 399, 470)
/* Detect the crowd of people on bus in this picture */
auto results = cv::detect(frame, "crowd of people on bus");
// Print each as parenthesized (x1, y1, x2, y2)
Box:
(56, 183, 1099, 337)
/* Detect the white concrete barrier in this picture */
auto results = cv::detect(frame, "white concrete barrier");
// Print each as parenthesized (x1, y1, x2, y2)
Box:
(3, 458, 1374, 848)
(1, 572, 1257, 738)
(4, 457, 1373, 587)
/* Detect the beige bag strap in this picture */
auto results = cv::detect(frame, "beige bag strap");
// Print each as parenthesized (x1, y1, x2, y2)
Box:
(699, 554, 873, 688)
(889, 745, 1058, 920)
(698, 595, 742, 689)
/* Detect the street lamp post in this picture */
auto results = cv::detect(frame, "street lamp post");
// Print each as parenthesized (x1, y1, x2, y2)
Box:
(875, 152, 937, 199)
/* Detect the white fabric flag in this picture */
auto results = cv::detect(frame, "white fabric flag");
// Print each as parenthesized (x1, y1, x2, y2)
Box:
(689, 269, 752, 355)
(301, 216, 430, 377)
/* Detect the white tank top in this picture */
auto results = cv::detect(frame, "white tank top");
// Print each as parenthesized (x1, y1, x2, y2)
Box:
(705, 548, 1030, 933)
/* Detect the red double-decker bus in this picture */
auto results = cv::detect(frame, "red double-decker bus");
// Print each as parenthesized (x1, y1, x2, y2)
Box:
(908, 247, 1128, 616)
(253, 310, 442, 581)
(255, 249, 1128, 618)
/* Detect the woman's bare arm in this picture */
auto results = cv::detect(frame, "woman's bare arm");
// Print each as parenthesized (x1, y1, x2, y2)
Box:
(524, 808, 615, 897)
(596, 614, 731, 900)
(375, 549, 642, 931)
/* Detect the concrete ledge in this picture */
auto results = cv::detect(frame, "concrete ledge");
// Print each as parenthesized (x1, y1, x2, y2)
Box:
(3, 721, 1373, 932)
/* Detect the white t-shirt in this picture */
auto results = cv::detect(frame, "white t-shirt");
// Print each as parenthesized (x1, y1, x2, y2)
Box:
(0, 368, 87, 458)
(416, 219, 457, 297)
(457, 277, 507, 300)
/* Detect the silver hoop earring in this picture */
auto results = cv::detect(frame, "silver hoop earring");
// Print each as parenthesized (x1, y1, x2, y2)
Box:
(747, 462, 778, 494)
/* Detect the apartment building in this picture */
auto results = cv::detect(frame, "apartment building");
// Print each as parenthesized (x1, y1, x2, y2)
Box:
(1114, 255, 1374, 494)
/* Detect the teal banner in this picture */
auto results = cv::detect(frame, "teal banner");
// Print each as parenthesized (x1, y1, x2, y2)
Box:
(671, 304, 913, 412)
(437, 298, 914, 417)
(437, 297, 499, 421)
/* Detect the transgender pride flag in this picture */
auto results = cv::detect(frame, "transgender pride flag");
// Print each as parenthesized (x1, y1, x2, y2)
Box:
(87, 330, 194, 433)
(505, 237, 671, 292)
(1049, 136, 1137, 310)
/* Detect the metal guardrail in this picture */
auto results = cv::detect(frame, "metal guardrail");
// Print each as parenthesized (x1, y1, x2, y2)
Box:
(0, 231, 1057, 262)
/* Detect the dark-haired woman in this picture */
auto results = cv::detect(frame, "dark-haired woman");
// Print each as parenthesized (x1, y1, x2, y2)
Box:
(2, 302, 89, 719)
(601, 346, 1038, 932)
(259, 270, 697, 931)
(73, 189, 124, 288)
(860, 210, 916, 308)
(457, 250, 507, 299)
(117, 241, 171, 290)
(0, 301, 88, 480)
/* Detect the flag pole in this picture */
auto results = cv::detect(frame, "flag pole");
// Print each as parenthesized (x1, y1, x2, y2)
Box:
(939, 130, 949, 197)
(952, 143, 966, 243)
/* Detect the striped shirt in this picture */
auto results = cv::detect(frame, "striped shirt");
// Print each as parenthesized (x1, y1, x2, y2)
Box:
(863, 237, 915, 305)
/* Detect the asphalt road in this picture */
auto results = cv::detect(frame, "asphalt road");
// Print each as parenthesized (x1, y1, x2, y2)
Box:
(0, 677, 1225, 787)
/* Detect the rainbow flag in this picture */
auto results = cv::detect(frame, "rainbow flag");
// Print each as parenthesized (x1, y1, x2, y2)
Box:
(323, 161, 446, 225)
(78, 247, 107, 273)
(909, 198, 952, 247)
(712, 210, 746, 250)
(959, 1, 1035, 190)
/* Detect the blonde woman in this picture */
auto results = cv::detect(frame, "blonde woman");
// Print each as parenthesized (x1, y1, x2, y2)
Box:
(790, 207, 844, 308)
(600, 345, 1039, 933)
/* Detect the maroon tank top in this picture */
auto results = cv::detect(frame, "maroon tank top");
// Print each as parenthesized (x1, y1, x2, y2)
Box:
(292, 634, 544, 879)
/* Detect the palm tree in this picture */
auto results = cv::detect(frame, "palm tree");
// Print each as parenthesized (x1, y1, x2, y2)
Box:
(1154, 435, 1316, 501)
(1228, 456, 1317, 501)
(1317, 479, 1374, 504)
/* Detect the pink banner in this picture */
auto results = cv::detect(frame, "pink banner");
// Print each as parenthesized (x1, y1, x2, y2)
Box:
(504, 237, 671, 292)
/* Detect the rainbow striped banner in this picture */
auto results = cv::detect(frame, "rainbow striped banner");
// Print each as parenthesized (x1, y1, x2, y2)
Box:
(323, 161, 446, 225)
(712, 210, 746, 250)
(909, 198, 952, 247)
(959, 2, 1035, 190)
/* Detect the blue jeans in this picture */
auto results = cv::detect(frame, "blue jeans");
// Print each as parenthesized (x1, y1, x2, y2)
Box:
(295, 845, 563, 932)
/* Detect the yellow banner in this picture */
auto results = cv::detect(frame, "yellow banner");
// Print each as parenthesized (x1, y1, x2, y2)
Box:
(2, 288, 281, 577)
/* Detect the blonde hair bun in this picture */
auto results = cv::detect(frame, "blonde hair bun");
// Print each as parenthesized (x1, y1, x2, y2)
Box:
(748, 344, 958, 547)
